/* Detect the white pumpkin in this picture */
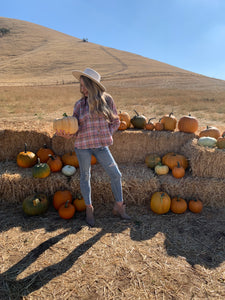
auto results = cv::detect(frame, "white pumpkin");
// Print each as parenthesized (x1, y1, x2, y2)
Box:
(53, 113, 78, 135)
(62, 165, 76, 176)
(197, 137, 217, 148)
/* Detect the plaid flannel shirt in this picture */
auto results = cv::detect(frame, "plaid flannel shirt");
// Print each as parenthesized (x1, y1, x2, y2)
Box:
(73, 95, 120, 149)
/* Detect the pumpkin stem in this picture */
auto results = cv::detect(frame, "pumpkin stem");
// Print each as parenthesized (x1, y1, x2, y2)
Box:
(148, 117, 156, 123)
(48, 154, 55, 160)
(33, 198, 40, 206)
(63, 112, 68, 117)
(169, 112, 174, 117)
(177, 161, 180, 168)
(134, 109, 139, 116)
(24, 143, 27, 153)
(37, 157, 41, 164)
(76, 192, 83, 200)
(64, 200, 70, 208)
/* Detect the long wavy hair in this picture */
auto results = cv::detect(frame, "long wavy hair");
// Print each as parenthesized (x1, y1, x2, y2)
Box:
(80, 75, 118, 123)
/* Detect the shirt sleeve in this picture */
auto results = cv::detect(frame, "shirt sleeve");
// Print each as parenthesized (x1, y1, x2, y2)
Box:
(106, 96, 120, 134)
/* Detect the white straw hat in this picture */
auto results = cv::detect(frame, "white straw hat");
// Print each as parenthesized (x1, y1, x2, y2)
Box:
(72, 68, 105, 91)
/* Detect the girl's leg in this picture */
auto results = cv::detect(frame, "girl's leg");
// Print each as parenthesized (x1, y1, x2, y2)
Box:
(74, 148, 92, 206)
(92, 147, 123, 203)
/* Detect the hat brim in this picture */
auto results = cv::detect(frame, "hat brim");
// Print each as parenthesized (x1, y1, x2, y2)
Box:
(72, 70, 106, 91)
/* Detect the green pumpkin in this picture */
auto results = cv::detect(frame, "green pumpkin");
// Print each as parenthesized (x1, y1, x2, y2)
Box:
(145, 154, 161, 168)
(22, 193, 49, 216)
(32, 158, 51, 178)
(131, 110, 147, 129)
(197, 137, 217, 148)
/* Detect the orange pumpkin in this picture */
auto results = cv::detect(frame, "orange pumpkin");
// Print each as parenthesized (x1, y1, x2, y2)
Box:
(17, 143, 37, 168)
(172, 162, 185, 178)
(161, 112, 177, 131)
(58, 200, 75, 219)
(170, 197, 187, 214)
(162, 153, 188, 170)
(62, 152, 96, 167)
(150, 191, 171, 214)
(154, 119, 164, 131)
(216, 132, 225, 149)
(118, 111, 131, 128)
(36, 144, 54, 163)
(145, 118, 156, 130)
(73, 193, 86, 211)
(47, 155, 63, 172)
(118, 120, 127, 131)
(178, 114, 198, 133)
(53, 190, 73, 210)
(199, 126, 220, 139)
(188, 199, 203, 213)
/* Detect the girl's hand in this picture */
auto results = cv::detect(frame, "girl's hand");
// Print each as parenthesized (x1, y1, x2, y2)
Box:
(55, 129, 74, 139)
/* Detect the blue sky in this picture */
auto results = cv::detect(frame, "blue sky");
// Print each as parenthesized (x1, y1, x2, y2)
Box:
(1, 0, 225, 80)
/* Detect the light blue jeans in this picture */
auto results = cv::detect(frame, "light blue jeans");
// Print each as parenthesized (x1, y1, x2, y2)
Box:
(75, 146, 123, 206)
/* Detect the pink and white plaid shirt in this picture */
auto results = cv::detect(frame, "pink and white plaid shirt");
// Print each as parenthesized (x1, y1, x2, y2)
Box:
(73, 95, 120, 149)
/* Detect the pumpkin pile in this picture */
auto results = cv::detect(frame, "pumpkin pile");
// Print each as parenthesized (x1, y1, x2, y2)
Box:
(150, 191, 203, 215)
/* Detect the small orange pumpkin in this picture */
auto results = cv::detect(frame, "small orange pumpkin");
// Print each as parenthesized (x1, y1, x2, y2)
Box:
(145, 118, 156, 130)
(172, 162, 185, 178)
(118, 111, 131, 128)
(36, 144, 54, 163)
(17, 143, 37, 168)
(73, 193, 86, 211)
(53, 190, 73, 210)
(118, 120, 127, 131)
(188, 199, 203, 213)
(58, 200, 76, 219)
(47, 155, 63, 172)
(170, 197, 187, 214)
(154, 119, 164, 131)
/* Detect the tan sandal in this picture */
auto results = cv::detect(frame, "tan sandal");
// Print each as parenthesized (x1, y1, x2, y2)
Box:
(113, 203, 131, 220)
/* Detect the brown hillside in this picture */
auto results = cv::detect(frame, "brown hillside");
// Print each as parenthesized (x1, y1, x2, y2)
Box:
(0, 17, 225, 132)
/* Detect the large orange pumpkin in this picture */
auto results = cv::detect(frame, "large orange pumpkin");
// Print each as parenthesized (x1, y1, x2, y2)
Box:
(36, 144, 54, 163)
(53, 190, 73, 210)
(161, 112, 177, 131)
(150, 191, 171, 214)
(178, 114, 198, 133)
(162, 153, 188, 170)
(47, 155, 63, 172)
(199, 126, 220, 139)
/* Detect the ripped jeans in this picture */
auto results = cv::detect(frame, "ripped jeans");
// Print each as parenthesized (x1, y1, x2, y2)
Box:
(75, 146, 123, 206)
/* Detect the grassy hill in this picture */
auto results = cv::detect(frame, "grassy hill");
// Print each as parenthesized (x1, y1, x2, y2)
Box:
(0, 17, 225, 132)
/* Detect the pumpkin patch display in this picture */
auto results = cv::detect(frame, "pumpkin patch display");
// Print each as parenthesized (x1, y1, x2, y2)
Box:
(170, 197, 187, 214)
(58, 200, 75, 219)
(161, 112, 177, 131)
(150, 191, 171, 214)
(216, 133, 225, 149)
(188, 199, 203, 213)
(199, 126, 220, 140)
(53, 113, 78, 135)
(32, 158, 51, 178)
(17, 143, 37, 168)
(197, 137, 217, 148)
(130, 110, 147, 129)
(47, 155, 63, 172)
(53, 190, 73, 210)
(118, 111, 131, 128)
(145, 154, 161, 169)
(178, 114, 198, 133)
(36, 144, 54, 163)
(73, 193, 86, 211)
(154, 163, 169, 175)
(172, 162, 185, 179)
(162, 153, 188, 170)
(145, 118, 155, 131)
(22, 193, 49, 216)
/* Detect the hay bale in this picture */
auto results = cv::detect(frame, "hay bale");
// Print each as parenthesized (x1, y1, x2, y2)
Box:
(181, 139, 225, 179)
(0, 161, 160, 205)
(0, 130, 51, 161)
(51, 134, 76, 155)
(109, 130, 196, 163)
(159, 173, 225, 208)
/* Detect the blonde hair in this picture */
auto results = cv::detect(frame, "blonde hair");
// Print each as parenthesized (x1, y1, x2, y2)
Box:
(80, 75, 118, 122)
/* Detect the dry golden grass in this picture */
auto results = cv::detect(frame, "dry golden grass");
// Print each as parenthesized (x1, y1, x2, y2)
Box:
(1, 17, 225, 300)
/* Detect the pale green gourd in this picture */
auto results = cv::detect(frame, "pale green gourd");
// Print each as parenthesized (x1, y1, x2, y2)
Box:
(197, 137, 217, 148)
